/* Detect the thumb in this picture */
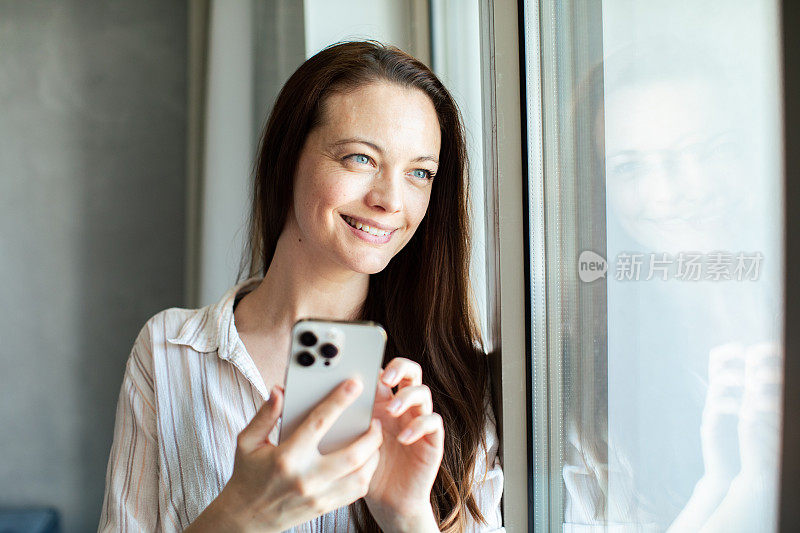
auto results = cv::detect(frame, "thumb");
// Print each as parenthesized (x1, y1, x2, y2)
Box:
(238, 386, 283, 452)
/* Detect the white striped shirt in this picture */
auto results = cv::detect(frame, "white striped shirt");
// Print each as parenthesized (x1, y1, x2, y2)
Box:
(98, 276, 505, 532)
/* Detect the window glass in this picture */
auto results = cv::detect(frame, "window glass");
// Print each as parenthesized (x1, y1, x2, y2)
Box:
(525, 1, 784, 530)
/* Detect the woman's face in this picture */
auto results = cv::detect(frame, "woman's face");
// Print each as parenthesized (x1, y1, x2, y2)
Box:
(604, 79, 747, 252)
(286, 81, 441, 275)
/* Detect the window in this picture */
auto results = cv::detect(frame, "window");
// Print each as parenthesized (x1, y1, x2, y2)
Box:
(514, 0, 785, 530)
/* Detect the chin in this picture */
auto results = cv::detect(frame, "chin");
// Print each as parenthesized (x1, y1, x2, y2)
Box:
(342, 254, 393, 275)
(354, 261, 391, 275)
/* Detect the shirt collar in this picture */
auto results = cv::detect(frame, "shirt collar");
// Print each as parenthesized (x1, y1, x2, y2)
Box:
(166, 275, 263, 361)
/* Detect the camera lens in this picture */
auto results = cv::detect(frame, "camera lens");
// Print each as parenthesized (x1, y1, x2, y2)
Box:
(296, 351, 314, 366)
(319, 343, 338, 358)
(298, 331, 317, 347)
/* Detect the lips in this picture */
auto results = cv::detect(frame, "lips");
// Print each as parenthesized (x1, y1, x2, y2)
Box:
(341, 215, 397, 235)
(341, 214, 396, 244)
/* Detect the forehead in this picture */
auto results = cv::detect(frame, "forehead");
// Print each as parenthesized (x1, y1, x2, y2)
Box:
(604, 80, 730, 153)
(316, 82, 441, 154)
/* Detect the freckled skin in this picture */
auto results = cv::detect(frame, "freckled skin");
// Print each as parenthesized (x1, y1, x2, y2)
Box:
(282, 81, 441, 275)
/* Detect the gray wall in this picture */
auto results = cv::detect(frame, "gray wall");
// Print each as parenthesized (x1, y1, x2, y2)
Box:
(0, 1, 187, 531)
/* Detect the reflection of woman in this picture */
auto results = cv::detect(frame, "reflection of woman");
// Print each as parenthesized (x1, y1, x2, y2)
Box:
(98, 41, 503, 532)
(564, 41, 781, 531)
(603, 44, 781, 526)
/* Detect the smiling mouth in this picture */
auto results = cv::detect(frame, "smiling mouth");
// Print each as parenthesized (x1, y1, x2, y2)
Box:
(341, 215, 395, 237)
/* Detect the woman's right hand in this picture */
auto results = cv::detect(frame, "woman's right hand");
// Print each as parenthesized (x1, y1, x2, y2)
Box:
(208, 378, 383, 533)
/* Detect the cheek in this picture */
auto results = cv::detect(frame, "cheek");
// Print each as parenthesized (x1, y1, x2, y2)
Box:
(407, 188, 432, 227)
(296, 172, 354, 223)
(608, 182, 640, 218)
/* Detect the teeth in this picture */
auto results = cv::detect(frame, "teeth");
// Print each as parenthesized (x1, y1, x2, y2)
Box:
(344, 216, 390, 237)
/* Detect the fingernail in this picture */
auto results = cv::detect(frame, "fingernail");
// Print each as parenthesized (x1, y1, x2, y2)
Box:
(345, 379, 360, 393)
(398, 428, 413, 442)
(383, 369, 397, 384)
(387, 399, 401, 413)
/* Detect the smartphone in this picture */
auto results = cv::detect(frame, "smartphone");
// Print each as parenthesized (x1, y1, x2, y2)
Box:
(278, 318, 387, 454)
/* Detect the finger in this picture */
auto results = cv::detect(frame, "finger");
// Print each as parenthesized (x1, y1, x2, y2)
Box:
(237, 386, 283, 452)
(396, 412, 444, 448)
(384, 385, 433, 417)
(324, 449, 380, 508)
(286, 378, 363, 448)
(318, 418, 383, 479)
(381, 357, 422, 388)
(374, 379, 394, 403)
(746, 342, 783, 369)
(708, 343, 745, 376)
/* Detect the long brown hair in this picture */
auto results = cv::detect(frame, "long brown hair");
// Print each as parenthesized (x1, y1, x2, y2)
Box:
(237, 39, 490, 532)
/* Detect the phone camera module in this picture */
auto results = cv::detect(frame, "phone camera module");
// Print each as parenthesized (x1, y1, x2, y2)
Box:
(296, 351, 315, 366)
(319, 343, 338, 358)
(298, 331, 317, 347)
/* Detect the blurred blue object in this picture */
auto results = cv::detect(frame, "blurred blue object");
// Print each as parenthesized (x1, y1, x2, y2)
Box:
(0, 508, 60, 533)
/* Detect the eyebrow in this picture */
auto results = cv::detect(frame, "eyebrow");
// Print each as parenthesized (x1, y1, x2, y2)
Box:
(330, 137, 439, 165)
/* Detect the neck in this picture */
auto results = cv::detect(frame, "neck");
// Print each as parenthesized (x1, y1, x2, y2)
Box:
(237, 226, 370, 338)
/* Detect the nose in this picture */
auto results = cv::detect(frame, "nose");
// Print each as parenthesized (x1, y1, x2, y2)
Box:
(640, 156, 684, 214)
(365, 169, 403, 214)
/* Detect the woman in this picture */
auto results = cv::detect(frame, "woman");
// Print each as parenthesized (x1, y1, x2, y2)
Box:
(98, 40, 503, 532)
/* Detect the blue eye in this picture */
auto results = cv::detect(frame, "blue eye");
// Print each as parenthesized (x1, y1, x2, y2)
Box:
(345, 153, 435, 180)
(348, 154, 371, 165)
(411, 169, 434, 180)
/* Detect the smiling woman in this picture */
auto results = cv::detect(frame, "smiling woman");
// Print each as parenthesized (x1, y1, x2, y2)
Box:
(97, 40, 504, 533)
(286, 81, 440, 274)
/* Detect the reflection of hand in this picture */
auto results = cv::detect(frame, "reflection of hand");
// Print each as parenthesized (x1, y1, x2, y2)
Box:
(700, 343, 745, 480)
(737, 342, 782, 473)
(667, 342, 745, 532)
(699, 341, 783, 533)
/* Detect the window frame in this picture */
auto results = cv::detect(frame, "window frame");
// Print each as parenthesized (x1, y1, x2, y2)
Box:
(483, 0, 800, 531)
(479, 0, 529, 530)
(780, 0, 800, 530)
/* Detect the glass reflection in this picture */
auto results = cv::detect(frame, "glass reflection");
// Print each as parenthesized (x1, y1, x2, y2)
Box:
(562, 3, 783, 529)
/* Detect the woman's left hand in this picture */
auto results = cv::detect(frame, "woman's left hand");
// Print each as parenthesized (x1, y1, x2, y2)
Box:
(364, 357, 443, 532)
